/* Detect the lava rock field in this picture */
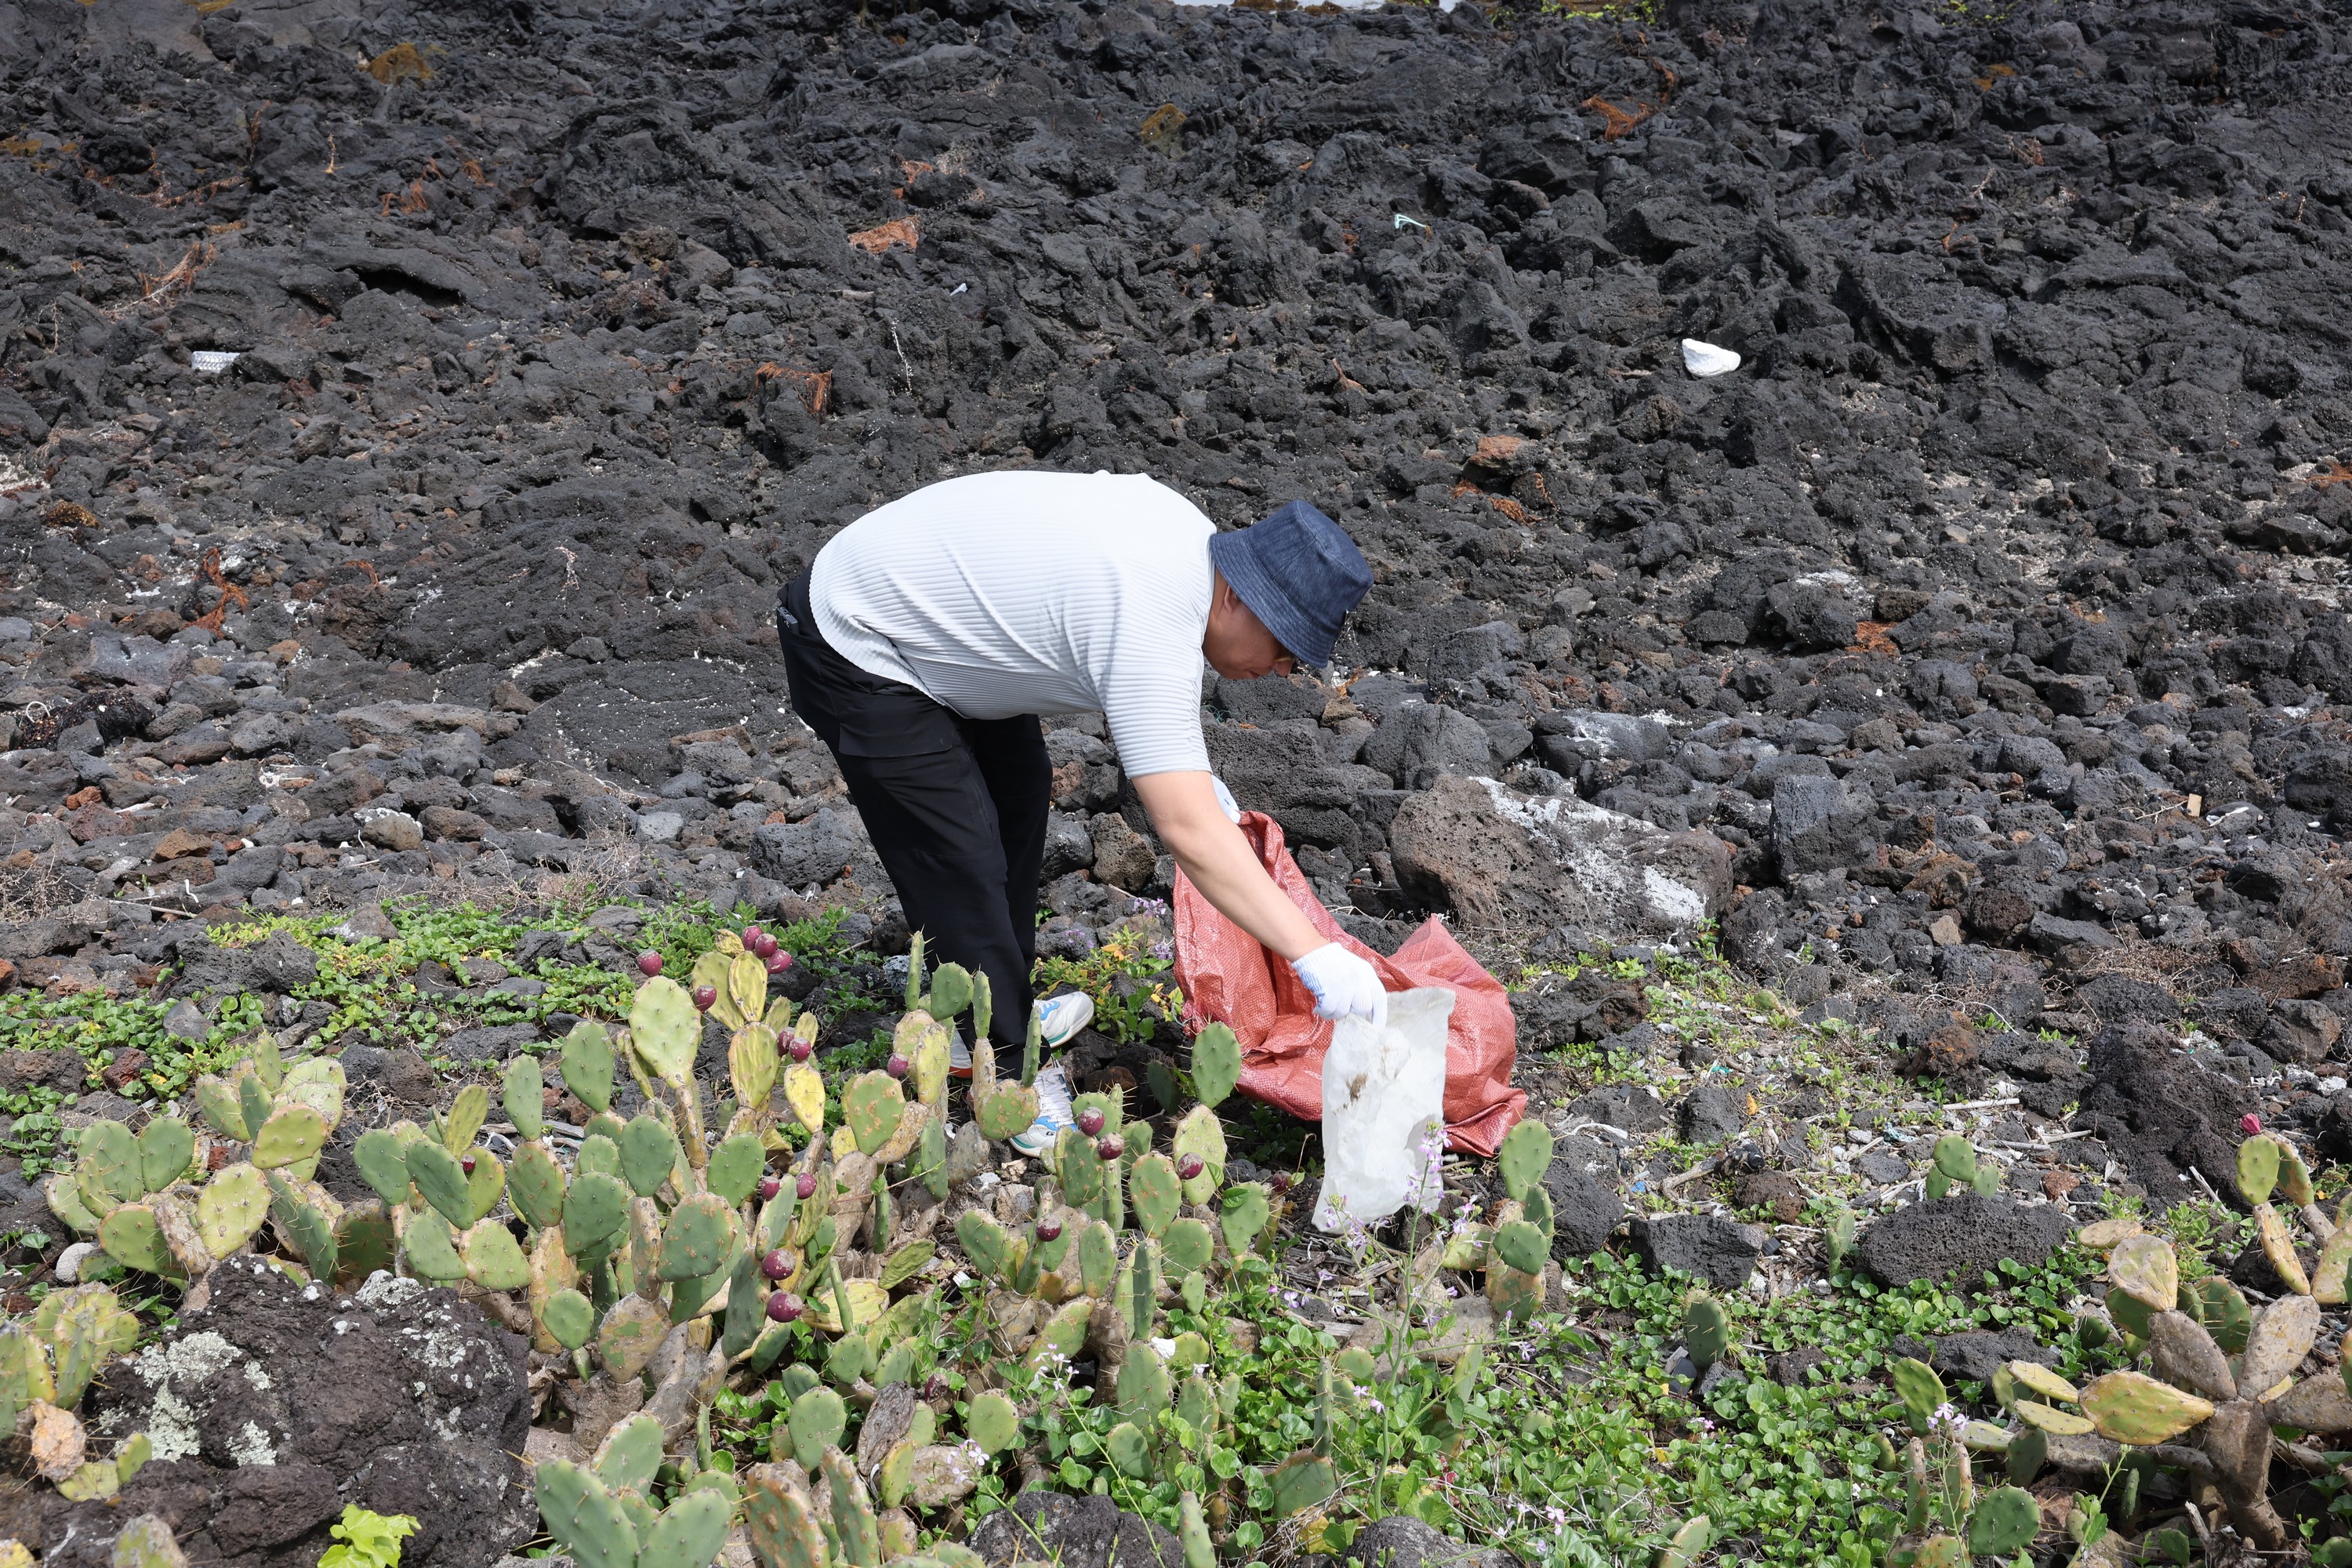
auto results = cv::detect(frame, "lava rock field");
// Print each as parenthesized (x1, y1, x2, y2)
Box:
(4, 0, 2352, 1192)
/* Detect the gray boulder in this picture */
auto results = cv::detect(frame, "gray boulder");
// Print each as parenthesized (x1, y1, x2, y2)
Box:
(1853, 1194, 2072, 1287)
(1387, 775, 1730, 937)
(1341, 1516, 1518, 1568)
(1628, 1213, 1767, 1290)
(1770, 774, 1875, 875)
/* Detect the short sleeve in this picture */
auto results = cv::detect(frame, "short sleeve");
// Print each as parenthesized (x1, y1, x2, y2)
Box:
(1098, 658, 1210, 777)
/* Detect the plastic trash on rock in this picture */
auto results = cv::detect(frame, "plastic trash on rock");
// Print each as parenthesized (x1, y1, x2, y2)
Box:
(1312, 987, 1452, 1232)
(1681, 339, 1740, 378)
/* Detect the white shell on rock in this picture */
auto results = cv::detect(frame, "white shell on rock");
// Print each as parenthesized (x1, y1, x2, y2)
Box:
(1681, 339, 1742, 378)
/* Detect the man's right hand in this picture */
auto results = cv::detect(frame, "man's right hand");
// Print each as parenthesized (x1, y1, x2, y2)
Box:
(1291, 942, 1389, 1030)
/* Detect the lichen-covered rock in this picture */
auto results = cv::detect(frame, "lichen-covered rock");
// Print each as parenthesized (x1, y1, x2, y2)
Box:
(2, 1258, 533, 1567)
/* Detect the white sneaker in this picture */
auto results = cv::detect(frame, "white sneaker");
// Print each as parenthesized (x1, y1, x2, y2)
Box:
(1009, 1062, 1076, 1157)
(950, 992, 1095, 1077)
(1036, 990, 1094, 1047)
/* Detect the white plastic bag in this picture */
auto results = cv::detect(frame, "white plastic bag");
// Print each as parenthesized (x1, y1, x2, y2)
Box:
(1313, 987, 1453, 1232)
(1681, 339, 1741, 378)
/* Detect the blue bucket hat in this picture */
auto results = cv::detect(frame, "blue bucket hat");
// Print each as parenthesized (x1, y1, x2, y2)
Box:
(1206, 501, 1373, 670)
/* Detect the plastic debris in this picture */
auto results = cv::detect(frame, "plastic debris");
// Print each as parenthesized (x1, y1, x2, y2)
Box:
(1312, 987, 1451, 1231)
(1393, 213, 1430, 231)
(1681, 339, 1741, 378)
(190, 351, 241, 374)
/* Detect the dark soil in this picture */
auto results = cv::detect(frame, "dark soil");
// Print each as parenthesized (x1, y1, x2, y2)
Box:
(3, 0, 2352, 1203)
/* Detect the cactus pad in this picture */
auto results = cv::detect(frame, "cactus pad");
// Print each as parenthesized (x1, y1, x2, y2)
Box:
(462, 1220, 530, 1291)
(975, 1081, 1039, 1143)
(956, 1210, 1014, 1279)
(563, 1171, 632, 1262)
(192, 1075, 249, 1143)
(658, 1193, 738, 1282)
(238, 1074, 273, 1153)
(1190, 1022, 1241, 1109)
(1119, 1341, 1171, 1420)
(2079, 1370, 2215, 1444)
(1220, 1182, 1271, 1258)
(629, 975, 701, 1085)
(336, 1205, 396, 1283)
(619, 1113, 683, 1199)
(594, 1294, 666, 1380)
(930, 962, 973, 1021)
(463, 1150, 505, 1225)
(503, 1055, 546, 1143)
(74, 1120, 141, 1215)
(561, 1022, 616, 1114)
(2313, 1225, 2352, 1304)
(1161, 1217, 1214, 1278)
(1494, 1219, 1550, 1279)
(824, 1446, 883, 1568)
(97, 1205, 177, 1279)
(1105, 1421, 1152, 1479)
(844, 1072, 906, 1156)
(2012, 1399, 2093, 1436)
(136, 1120, 193, 1195)
(2258, 1202, 2311, 1296)
(195, 1163, 270, 1258)
(510, 1142, 569, 1232)
(637, 1483, 734, 1568)
(2181, 1275, 2253, 1355)
(350, 1129, 412, 1208)
(1891, 1358, 1947, 1431)
(107, 1516, 187, 1568)
(1269, 1450, 1338, 1516)
(1169, 1105, 1226, 1206)
(728, 949, 769, 1030)
(1495, 1120, 1554, 1204)
(1684, 1294, 1730, 1370)
(2148, 1310, 2235, 1403)
(1485, 1261, 1542, 1322)
(1054, 1127, 1106, 1210)
(1178, 1493, 1213, 1568)
(263, 1174, 337, 1281)
(2241, 1290, 2321, 1397)
(401, 1210, 466, 1283)
(2005, 1360, 2079, 1404)
(911, 1021, 952, 1111)
(1029, 1299, 1091, 1367)
(746, 1470, 827, 1568)
(441, 1083, 489, 1154)
(401, 1139, 471, 1229)
(782, 1061, 826, 1136)
(2238, 1134, 2281, 1205)
(706, 1134, 766, 1206)
(967, 1389, 1021, 1454)
(1076, 1220, 1118, 1297)
(1129, 1153, 1181, 1238)
(730, 1022, 780, 1117)
(249, 1105, 328, 1173)
(2108, 1233, 2180, 1312)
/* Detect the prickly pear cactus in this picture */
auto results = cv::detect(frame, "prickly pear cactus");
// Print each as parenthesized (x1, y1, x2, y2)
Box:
(1269, 1450, 1338, 1516)
(1190, 1022, 1241, 1109)
(1491, 1218, 1548, 1278)
(1221, 1182, 1271, 1258)
(561, 1021, 617, 1114)
(844, 1073, 905, 1156)
(1495, 1119, 1554, 1203)
(1966, 1486, 2039, 1557)
(966, 1389, 1021, 1454)
(630, 974, 702, 1085)
(1128, 1153, 1181, 1239)
(1684, 1294, 1730, 1370)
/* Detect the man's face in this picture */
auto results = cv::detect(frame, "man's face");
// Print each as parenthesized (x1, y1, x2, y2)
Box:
(1204, 577, 1297, 681)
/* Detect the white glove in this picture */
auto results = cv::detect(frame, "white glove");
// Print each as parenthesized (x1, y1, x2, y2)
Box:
(1291, 942, 1388, 1030)
(1211, 775, 1242, 825)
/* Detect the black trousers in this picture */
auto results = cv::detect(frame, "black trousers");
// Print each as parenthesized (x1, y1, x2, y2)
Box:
(777, 572, 1047, 1047)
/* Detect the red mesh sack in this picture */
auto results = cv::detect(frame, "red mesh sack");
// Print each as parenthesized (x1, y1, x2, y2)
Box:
(1171, 811, 1523, 1156)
